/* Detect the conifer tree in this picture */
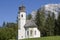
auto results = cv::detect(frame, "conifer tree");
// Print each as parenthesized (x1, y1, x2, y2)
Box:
(45, 12, 55, 36)
(2, 21, 5, 27)
(56, 12, 60, 35)
(35, 9, 45, 36)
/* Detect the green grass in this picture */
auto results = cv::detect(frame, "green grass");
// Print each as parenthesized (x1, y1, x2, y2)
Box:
(23, 36, 60, 40)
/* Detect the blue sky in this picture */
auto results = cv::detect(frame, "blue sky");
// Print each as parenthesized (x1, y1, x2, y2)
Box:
(0, 0, 60, 26)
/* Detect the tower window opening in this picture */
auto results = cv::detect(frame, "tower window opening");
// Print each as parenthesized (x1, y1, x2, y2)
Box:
(21, 14, 23, 17)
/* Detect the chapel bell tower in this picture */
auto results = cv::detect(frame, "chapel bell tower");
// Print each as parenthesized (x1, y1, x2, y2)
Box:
(18, 5, 26, 29)
(18, 5, 26, 40)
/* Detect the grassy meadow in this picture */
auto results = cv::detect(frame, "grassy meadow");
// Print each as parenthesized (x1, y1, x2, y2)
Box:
(22, 36, 60, 40)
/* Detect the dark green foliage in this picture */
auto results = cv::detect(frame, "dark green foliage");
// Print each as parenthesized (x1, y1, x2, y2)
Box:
(35, 8, 57, 36)
(55, 13, 60, 35)
(45, 12, 55, 36)
(35, 9, 45, 36)
(0, 22, 18, 40)
(57, 13, 60, 35)
(35, 10, 41, 28)
(2, 21, 5, 27)
(54, 19, 58, 35)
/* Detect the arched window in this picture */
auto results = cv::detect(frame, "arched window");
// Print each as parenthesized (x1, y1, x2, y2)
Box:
(30, 30, 33, 36)
(21, 14, 23, 17)
(27, 31, 29, 35)
(35, 30, 36, 35)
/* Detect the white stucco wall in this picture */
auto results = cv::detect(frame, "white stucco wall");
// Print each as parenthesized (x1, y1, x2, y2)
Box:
(25, 27, 40, 38)
(33, 28, 40, 38)
(18, 29, 25, 40)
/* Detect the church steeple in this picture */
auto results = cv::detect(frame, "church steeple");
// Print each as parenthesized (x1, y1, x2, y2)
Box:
(18, 0, 26, 39)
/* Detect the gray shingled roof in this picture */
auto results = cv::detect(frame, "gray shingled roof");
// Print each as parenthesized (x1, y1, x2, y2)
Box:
(24, 20, 37, 28)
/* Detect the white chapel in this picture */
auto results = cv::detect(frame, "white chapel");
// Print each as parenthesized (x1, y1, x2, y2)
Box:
(18, 5, 40, 40)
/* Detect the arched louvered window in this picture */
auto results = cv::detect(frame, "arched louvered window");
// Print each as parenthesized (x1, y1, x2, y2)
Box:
(21, 14, 23, 17)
